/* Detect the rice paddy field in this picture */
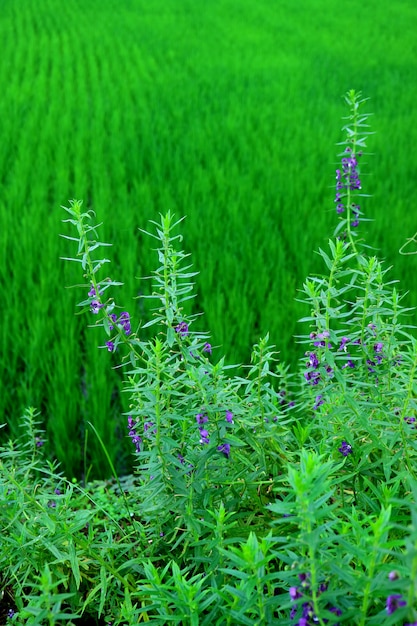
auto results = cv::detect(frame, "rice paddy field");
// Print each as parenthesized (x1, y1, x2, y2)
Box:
(1, 0, 417, 478)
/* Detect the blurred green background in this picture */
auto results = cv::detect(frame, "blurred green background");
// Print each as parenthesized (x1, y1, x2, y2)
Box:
(1, 0, 417, 477)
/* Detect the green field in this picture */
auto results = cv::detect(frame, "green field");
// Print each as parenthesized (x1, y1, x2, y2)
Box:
(1, 0, 417, 477)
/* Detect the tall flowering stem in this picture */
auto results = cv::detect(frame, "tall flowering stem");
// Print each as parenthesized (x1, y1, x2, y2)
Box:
(61, 200, 143, 362)
(334, 90, 373, 255)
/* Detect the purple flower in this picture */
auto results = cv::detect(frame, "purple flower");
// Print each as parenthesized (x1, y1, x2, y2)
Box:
(109, 313, 118, 330)
(386, 594, 406, 615)
(338, 441, 352, 457)
(325, 365, 334, 378)
(35, 437, 44, 448)
(119, 311, 131, 335)
(175, 322, 189, 337)
(307, 352, 319, 369)
(127, 416, 142, 453)
(290, 586, 302, 601)
(199, 428, 210, 445)
(304, 370, 321, 386)
(106, 341, 115, 352)
(217, 443, 231, 459)
(388, 571, 399, 581)
(88, 285, 97, 297)
(367, 359, 376, 373)
(335, 149, 362, 215)
(342, 357, 355, 369)
(203, 342, 212, 354)
(196, 413, 208, 425)
(313, 395, 324, 411)
(338, 336, 350, 351)
(311, 330, 331, 348)
(225, 410, 234, 424)
(54, 488, 61, 495)
(90, 300, 103, 314)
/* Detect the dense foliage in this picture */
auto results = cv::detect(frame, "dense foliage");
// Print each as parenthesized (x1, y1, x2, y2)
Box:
(2, 92, 417, 624)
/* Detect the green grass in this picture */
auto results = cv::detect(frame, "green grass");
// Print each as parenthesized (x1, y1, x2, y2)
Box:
(1, 0, 417, 477)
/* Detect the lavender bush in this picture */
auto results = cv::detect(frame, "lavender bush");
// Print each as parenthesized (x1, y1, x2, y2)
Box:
(1, 90, 417, 624)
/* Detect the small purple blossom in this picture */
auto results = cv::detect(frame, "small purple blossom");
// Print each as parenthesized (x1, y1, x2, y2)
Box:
(35, 437, 44, 448)
(304, 370, 321, 386)
(106, 340, 115, 352)
(225, 410, 234, 424)
(325, 365, 334, 378)
(311, 330, 330, 348)
(313, 395, 324, 411)
(307, 352, 319, 369)
(386, 594, 406, 615)
(217, 443, 231, 459)
(109, 313, 118, 330)
(90, 300, 103, 314)
(338, 441, 352, 457)
(196, 413, 208, 425)
(338, 336, 350, 351)
(175, 322, 189, 337)
(203, 342, 212, 354)
(367, 359, 376, 373)
(199, 428, 210, 445)
(119, 311, 131, 335)
(289, 586, 302, 601)
(388, 571, 399, 581)
(7, 609, 16, 618)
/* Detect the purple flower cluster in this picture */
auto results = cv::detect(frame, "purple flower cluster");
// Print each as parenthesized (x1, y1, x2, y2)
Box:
(338, 441, 352, 457)
(335, 147, 362, 226)
(88, 282, 132, 352)
(105, 311, 131, 352)
(217, 443, 231, 458)
(127, 416, 142, 453)
(196, 410, 233, 457)
(304, 352, 321, 386)
(89, 284, 104, 313)
(289, 573, 341, 625)
(90, 300, 103, 314)
(366, 341, 385, 374)
(386, 593, 406, 615)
